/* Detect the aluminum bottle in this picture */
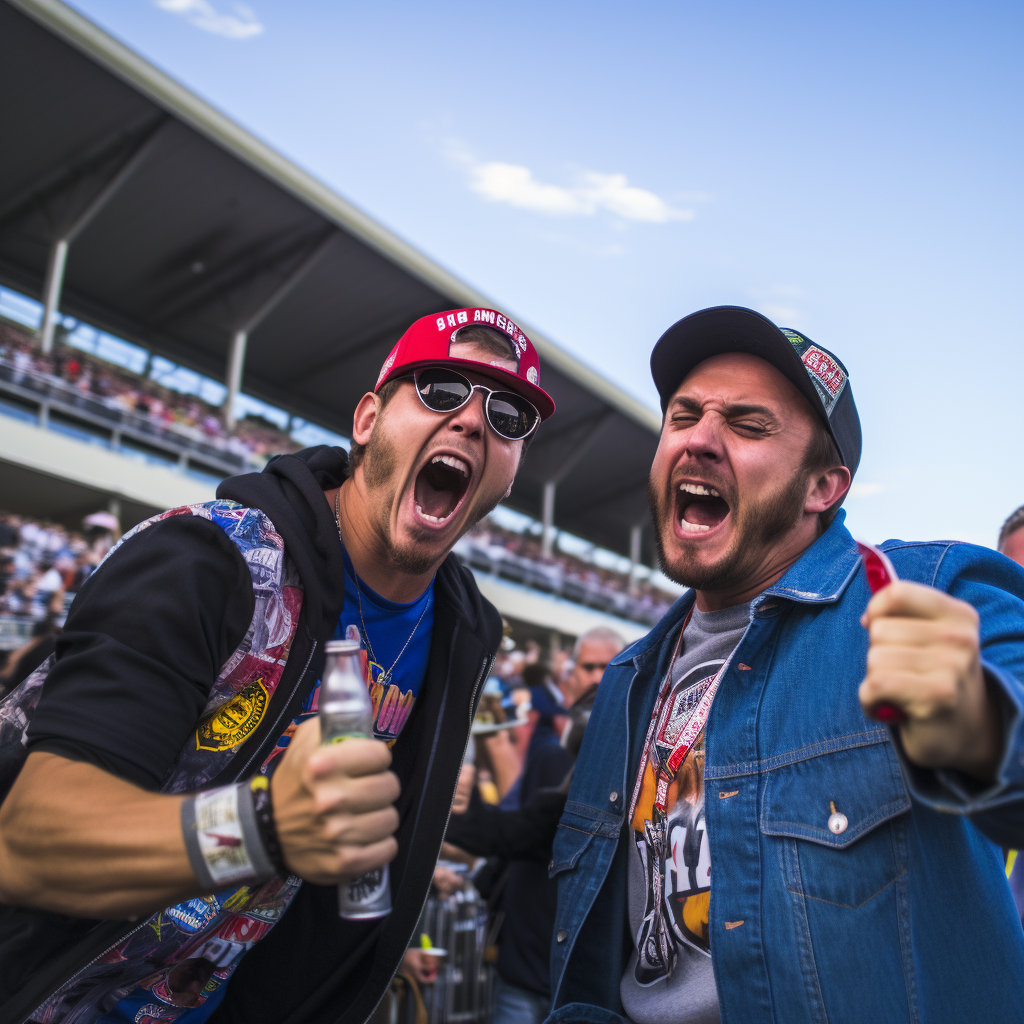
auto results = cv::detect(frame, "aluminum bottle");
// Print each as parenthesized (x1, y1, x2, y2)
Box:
(320, 638, 392, 920)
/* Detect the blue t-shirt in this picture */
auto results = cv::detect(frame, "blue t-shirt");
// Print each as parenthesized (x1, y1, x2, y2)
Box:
(329, 546, 434, 745)
(102, 552, 434, 1024)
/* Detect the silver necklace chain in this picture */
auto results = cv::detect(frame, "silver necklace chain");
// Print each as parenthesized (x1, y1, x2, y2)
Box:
(334, 488, 429, 688)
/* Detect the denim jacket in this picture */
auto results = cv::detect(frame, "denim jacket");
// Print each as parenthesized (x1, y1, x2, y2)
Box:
(548, 512, 1024, 1024)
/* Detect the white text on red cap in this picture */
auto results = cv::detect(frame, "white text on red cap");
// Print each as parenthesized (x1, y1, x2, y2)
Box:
(437, 309, 528, 356)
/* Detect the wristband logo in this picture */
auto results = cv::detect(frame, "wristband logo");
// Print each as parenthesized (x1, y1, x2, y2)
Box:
(195, 679, 269, 752)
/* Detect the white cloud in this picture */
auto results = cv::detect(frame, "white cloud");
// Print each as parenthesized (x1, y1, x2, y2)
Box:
(468, 161, 693, 224)
(155, 0, 264, 39)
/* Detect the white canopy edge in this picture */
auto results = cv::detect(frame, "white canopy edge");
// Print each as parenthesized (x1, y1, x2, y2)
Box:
(0, 416, 216, 510)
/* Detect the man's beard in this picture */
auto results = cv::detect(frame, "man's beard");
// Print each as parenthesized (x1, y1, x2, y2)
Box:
(648, 465, 809, 593)
(361, 419, 506, 575)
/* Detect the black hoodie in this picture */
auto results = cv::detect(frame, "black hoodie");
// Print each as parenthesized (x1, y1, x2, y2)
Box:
(0, 447, 502, 1024)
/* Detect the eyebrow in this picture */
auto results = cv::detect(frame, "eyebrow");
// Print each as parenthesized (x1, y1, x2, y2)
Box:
(669, 396, 777, 419)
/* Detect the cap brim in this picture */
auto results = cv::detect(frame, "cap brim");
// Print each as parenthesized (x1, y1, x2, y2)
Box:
(651, 305, 834, 434)
(378, 357, 556, 421)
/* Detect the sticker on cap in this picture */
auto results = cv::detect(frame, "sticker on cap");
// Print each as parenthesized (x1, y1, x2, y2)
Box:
(781, 329, 805, 348)
(526, 366, 539, 385)
(376, 351, 397, 388)
(801, 346, 847, 416)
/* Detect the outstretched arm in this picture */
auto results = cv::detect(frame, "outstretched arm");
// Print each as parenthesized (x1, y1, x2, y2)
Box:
(0, 721, 399, 918)
(860, 544, 1024, 846)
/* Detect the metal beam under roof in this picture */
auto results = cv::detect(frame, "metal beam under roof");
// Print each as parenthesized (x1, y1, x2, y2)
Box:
(0, 0, 663, 563)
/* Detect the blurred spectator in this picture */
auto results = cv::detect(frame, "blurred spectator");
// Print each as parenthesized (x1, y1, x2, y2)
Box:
(0, 511, 90, 623)
(561, 626, 626, 705)
(999, 505, 1024, 568)
(0, 515, 18, 551)
(0, 616, 61, 697)
(447, 674, 606, 1024)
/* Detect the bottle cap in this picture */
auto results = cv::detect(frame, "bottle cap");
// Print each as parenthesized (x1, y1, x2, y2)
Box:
(324, 639, 362, 655)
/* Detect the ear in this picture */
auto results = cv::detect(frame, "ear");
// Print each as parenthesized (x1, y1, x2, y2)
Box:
(805, 465, 852, 515)
(351, 392, 380, 446)
(503, 482, 514, 500)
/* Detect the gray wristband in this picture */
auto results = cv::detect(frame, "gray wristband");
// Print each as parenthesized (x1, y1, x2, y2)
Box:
(181, 783, 275, 890)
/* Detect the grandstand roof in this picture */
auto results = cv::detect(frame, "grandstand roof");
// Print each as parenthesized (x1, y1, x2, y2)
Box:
(0, 0, 663, 563)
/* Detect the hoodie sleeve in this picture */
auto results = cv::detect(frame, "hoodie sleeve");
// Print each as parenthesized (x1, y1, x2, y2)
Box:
(26, 515, 255, 790)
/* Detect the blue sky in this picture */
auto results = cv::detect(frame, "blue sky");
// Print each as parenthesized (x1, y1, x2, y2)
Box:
(67, 0, 1023, 547)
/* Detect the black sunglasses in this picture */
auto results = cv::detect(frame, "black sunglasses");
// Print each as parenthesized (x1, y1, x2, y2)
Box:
(412, 368, 540, 441)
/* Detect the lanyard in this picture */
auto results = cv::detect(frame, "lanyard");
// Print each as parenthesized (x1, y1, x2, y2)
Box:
(628, 607, 725, 822)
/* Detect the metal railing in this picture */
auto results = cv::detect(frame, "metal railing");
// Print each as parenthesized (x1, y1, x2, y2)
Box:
(0, 357, 264, 480)
(454, 536, 669, 627)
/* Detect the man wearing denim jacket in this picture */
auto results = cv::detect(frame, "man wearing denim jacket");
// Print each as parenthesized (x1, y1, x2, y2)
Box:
(548, 306, 1024, 1024)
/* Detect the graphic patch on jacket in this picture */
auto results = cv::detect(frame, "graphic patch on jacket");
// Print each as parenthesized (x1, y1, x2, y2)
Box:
(628, 658, 722, 986)
(2, 501, 306, 1024)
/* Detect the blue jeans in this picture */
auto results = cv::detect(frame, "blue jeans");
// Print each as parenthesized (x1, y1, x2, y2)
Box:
(492, 975, 550, 1024)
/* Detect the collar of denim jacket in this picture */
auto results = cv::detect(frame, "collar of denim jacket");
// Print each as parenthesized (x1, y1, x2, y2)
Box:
(758, 508, 862, 606)
(610, 586, 697, 667)
(612, 511, 863, 669)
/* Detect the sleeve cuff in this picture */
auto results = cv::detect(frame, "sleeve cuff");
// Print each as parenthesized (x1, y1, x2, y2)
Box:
(897, 660, 1024, 813)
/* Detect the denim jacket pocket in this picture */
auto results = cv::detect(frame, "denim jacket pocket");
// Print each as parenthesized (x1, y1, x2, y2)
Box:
(759, 732, 911, 908)
(550, 800, 622, 878)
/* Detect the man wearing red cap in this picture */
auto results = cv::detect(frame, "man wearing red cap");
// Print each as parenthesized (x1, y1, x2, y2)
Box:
(0, 309, 554, 1024)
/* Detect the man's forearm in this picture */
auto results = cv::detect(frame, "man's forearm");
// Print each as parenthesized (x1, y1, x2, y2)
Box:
(0, 752, 202, 918)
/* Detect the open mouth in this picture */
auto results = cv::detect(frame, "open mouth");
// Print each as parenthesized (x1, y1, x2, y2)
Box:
(413, 453, 472, 527)
(675, 481, 731, 536)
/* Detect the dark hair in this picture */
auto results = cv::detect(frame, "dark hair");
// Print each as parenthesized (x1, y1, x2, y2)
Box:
(803, 419, 846, 530)
(347, 379, 402, 471)
(450, 325, 517, 363)
(999, 505, 1024, 550)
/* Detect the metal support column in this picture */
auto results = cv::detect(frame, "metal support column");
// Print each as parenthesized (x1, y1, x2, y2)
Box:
(628, 523, 643, 594)
(39, 239, 69, 355)
(224, 329, 248, 432)
(541, 480, 556, 557)
(222, 232, 334, 432)
(36, 123, 165, 355)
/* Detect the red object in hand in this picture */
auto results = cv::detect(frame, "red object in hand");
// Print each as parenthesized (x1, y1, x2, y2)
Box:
(855, 540, 908, 725)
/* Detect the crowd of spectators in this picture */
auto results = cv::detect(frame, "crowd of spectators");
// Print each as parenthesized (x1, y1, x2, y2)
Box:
(458, 519, 677, 625)
(0, 321, 301, 462)
(0, 510, 121, 693)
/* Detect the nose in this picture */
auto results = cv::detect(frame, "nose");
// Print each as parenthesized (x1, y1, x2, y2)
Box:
(682, 411, 726, 463)
(448, 387, 486, 439)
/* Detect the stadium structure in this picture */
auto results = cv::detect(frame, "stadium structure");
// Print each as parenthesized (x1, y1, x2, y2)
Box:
(0, 0, 671, 648)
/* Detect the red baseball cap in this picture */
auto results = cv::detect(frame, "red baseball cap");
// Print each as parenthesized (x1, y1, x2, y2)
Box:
(375, 307, 556, 421)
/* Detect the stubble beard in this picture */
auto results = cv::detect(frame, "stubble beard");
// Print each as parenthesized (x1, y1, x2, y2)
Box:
(648, 466, 809, 593)
(361, 418, 509, 576)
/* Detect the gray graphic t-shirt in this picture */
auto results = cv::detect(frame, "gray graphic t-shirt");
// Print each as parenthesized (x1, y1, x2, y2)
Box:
(621, 600, 750, 1024)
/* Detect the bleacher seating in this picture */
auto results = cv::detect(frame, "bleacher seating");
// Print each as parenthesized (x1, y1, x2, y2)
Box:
(0, 321, 301, 480)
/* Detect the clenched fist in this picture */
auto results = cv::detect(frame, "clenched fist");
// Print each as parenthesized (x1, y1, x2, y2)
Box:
(270, 718, 401, 885)
(859, 580, 1003, 781)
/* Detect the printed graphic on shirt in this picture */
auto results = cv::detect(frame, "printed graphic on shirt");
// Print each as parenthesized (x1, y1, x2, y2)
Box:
(260, 618, 420, 775)
(629, 659, 723, 986)
(15, 502, 307, 1024)
(340, 623, 417, 744)
(194, 678, 268, 751)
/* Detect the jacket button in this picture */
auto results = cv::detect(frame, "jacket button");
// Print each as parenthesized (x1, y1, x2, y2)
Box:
(609, 791, 619, 803)
(828, 811, 848, 835)
(556, 930, 567, 943)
